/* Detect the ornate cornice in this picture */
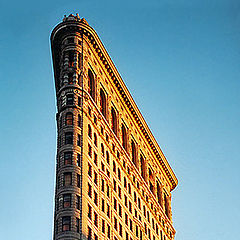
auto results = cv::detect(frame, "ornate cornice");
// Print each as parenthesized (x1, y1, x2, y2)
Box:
(51, 15, 178, 191)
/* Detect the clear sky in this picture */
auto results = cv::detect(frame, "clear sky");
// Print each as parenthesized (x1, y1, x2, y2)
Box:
(0, 0, 240, 239)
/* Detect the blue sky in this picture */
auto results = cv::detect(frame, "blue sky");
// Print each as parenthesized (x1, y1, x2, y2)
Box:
(0, 0, 240, 239)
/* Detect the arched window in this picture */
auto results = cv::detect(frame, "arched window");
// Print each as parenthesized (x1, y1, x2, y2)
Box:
(140, 155, 146, 181)
(131, 140, 137, 166)
(88, 124, 92, 138)
(88, 69, 95, 100)
(65, 112, 73, 125)
(164, 194, 170, 219)
(111, 107, 117, 135)
(157, 181, 163, 207)
(122, 124, 127, 150)
(100, 89, 107, 118)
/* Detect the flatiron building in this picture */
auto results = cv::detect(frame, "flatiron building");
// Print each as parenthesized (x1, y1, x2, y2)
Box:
(51, 14, 178, 240)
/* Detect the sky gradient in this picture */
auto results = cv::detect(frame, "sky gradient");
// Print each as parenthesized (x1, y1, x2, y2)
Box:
(0, 0, 240, 239)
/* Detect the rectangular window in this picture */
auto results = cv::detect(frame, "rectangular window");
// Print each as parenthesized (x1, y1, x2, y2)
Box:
(114, 217, 117, 230)
(88, 163, 92, 178)
(94, 152, 98, 165)
(76, 195, 80, 210)
(88, 183, 92, 198)
(107, 184, 110, 197)
(101, 179, 105, 192)
(66, 94, 74, 105)
(94, 171, 98, 185)
(63, 194, 71, 208)
(63, 172, 72, 186)
(94, 212, 98, 227)
(88, 144, 92, 157)
(88, 204, 92, 219)
(119, 223, 123, 237)
(77, 174, 80, 187)
(77, 134, 81, 146)
(65, 132, 73, 144)
(129, 201, 132, 213)
(88, 226, 92, 240)
(124, 195, 128, 207)
(94, 191, 98, 206)
(102, 219, 105, 233)
(77, 153, 80, 167)
(125, 213, 128, 225)
(130, 219, 133, 231)
(118, 204, 122, 217)
(107, 203, 110, 218)
(64, 152, 72, 165)
(62, 216, 71, 231)
(118, 186, 121, 199)
(76, 217, 80, 233)
(107, 224, 111, 239)
(101, 198, 105, 212)
(114, 197, 117, 210)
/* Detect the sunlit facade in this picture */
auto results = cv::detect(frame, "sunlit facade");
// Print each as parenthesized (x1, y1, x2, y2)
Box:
(51, 14, 178, 240)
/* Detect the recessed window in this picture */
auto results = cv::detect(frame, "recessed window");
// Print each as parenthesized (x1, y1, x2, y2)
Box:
(100, 89, 107, 118)
(94, 133, 97, 146)
(88, 204, 92, 219)
(66, 94, 74, 105)
(106, 151, 109, 164)
(77, 174, 80, 187)
(76, 217, 80, 233)
(88, 163, 92, 178)
(63, 172, 72, 186)
(88, 227, 92, 240)
(62, 216, 71, 231)
(94, 212, 98, 227)
(77, 134, 81, 146)
(65, 112, 73, 125)
(68, 50, 74, 67)
(88, 124, 92, 138)
(102, 219, 105, 233)
(94, 191, 98, 205)
(76, 195, 80, 210)
(111, 107, 118, 135)
(88, 183, 92, 198)
(63, 194, 71, 208)
(121, 124, 127, 150)
(88, 69, 95, 100)
(64, 152, 72, 165)
(77, 114, 81, 127)
(131, 140, 137, 166)
(77, 153, 80, 167)
(88, 144, 92, 157)
(65, 132, 73, 145)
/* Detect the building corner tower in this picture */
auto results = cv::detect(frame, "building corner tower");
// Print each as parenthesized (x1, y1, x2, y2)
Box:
(51, 14, 178, 240)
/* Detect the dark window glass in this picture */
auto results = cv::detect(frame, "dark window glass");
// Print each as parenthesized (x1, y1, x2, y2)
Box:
(64, 152, 72, 165)
(63, 194, 71, 208)
(65, 112, 73, 125)
(63, 172, 72, 186)
(65, 132, 73, 145)
(66, 94, 74, 105)
(62, 216, 71, 231)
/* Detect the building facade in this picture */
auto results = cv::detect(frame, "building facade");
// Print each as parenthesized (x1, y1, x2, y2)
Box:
(51, 14, 178, 240)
